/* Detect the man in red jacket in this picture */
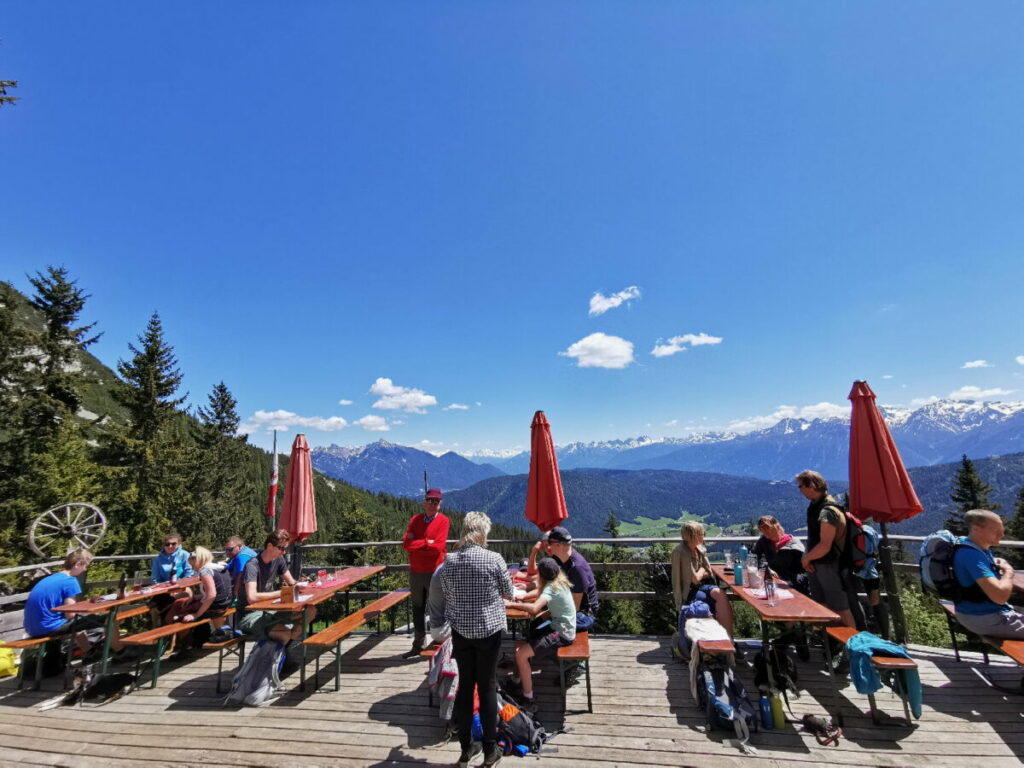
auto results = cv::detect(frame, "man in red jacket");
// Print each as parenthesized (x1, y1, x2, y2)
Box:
(402, 487, 450, 657)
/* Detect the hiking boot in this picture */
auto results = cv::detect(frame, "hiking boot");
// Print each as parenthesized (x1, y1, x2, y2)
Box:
(482, 743, 503, 767)
(455, 742, 482, 767)
(554, 660, 585, 687)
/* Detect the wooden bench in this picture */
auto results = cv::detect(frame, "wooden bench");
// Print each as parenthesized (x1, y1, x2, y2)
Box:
(302, 589, 410, 691)
(939, 601, 1024, 693)
(557, 631, 592, 713)
(121, 608, 236, 689)
(827, 626, 919, 723)
(1, 604, 157, 691)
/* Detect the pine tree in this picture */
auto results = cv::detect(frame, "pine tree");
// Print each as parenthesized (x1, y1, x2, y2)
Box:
(187, 381, 250, 543)
(110, 313, 191, 552)
(945, 454, 999, 535)
(1008, 487, 1024, 542)
(603, 511, 621, 538)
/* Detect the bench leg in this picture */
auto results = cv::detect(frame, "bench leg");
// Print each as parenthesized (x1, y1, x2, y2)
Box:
(151, 637, 167, 689)
(334, 639, 342, 692)
(820, 626, 843, 727)
(946, 613, 961, 663)
(584, 658, 593, 713)
(867, 692, 879, 725)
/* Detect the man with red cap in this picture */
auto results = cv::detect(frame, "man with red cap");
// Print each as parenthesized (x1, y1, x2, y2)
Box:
(402, 488, 450, 657)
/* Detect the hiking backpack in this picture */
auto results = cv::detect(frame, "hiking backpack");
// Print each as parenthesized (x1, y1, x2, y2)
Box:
(675, 600, 713, 662)
(845, 513, 879, 574)
(919, 530, 988, 602)
(224, 638, 287, 707)
(696, 656, 758, 737)
(495, 691, 550, 755)
(753, 643, 799, 700)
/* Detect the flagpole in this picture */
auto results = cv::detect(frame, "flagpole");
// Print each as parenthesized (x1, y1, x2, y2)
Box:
(266, 429, 279, 531)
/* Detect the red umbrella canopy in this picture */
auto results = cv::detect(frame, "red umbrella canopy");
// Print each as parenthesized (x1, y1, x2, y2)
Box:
(848, 381, 924, 524)
(524, 411, 569, 532)
(279, 433, 318, 542)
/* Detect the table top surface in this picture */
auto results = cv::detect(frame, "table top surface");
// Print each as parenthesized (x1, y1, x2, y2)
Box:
(248, 565, 385, 612)
(54, 576, 201, 614)
(711, 564, 840, 624)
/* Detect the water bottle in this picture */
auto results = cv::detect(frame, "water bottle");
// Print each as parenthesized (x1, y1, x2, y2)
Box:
(170, 566, 177, 585)
(735, 545, 748, 586)
(759, 695, 774, 729)
(770, 694, 785, 727)
(763, 569, 777, 607)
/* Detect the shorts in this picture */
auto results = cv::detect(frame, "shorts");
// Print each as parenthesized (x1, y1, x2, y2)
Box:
(955, 608, 1024, 640)
(529, 623, 574, 661)
(808, 561, 851, 613)
(239, 610, 297, 637)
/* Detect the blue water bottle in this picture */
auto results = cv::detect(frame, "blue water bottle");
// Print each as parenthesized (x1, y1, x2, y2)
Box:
(759, 696, 774, 729)
(735, 544, 748, 586)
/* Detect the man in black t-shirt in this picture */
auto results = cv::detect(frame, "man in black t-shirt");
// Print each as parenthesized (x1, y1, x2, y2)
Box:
(239, 529, 315, 643)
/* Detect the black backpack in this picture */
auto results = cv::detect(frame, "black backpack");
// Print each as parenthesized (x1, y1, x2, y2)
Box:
(754, 643, 799, 699)
(696, 656, 758, 736)
(495, 691, 550, 755)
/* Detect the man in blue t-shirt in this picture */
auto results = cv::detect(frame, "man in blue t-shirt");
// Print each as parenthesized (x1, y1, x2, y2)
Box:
(953, 509, 1024, 640)
(24, 549, 125, 654)
(546, 526, 599, 632)
(223, 535, 257, 595)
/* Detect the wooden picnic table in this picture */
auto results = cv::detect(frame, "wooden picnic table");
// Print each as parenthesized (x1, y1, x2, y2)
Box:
(55, 576, 201, 674)
(710, 563, 845, 717)
(246, 565, 386, 691)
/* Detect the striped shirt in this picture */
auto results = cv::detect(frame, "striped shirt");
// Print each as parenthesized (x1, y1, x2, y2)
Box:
(440, 543, 514, 639)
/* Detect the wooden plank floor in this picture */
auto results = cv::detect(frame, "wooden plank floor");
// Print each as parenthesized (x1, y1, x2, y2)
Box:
(1, 634, 1022, 768)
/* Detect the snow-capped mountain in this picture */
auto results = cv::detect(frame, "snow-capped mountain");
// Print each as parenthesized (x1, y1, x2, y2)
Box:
(478, 399, 1024, 481)
(311, 440, 505, 498)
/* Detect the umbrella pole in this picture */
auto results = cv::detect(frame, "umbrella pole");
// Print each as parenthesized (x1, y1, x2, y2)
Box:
(878, 523, 909, 645)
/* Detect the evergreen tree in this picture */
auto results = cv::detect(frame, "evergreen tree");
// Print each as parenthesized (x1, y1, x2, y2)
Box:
(187, 381, 250, 543)
(603, 511, 620, 538)
(945, 454, 999, 535)
(110, 313, 191, 552)
(1004, 487, 1024, 568)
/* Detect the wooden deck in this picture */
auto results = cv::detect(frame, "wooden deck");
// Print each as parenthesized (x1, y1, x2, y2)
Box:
(1, 633, 1022, 767)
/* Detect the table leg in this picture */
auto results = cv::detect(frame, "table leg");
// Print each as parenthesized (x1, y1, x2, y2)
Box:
(100, 608, 117, 675)
(300, 611, 309, 691)
(761, 619, 775, 690)
(819, 625, 842, 725)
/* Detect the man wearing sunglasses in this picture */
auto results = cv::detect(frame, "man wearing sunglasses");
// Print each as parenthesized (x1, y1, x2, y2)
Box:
(223, 536, 257, 596)
(239, 528, 314, 644)
(402, 488, 450, 657)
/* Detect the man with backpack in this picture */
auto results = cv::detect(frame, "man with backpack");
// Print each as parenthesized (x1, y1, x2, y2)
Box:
(951, 509, 1024, 639)
(795, 470, 863, 631)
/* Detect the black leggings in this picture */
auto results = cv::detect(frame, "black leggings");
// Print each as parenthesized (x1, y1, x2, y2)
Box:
(451, 629, 502, 750)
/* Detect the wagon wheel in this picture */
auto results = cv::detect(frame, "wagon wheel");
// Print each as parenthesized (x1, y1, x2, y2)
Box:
(28, 502, 107, 558)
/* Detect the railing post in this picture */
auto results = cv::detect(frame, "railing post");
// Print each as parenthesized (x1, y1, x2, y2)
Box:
(879, 523, 909, 645)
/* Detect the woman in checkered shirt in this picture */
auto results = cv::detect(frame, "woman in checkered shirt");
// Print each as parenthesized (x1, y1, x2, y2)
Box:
(440, 511, 514, 768)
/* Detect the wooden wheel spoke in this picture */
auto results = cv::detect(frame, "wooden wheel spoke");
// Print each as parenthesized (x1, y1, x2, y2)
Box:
(35, 521, 62, 531)
(45, 511, 63, 527)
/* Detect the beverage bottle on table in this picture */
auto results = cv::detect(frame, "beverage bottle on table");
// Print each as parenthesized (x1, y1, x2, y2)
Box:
(117, 572, 127, 599)
(170, 567, 177, 585)
(735, 545, 748, 586)
(763, 569, 777, 607)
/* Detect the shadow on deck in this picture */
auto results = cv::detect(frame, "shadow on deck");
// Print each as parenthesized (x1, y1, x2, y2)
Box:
(1, 634, 1022, 768)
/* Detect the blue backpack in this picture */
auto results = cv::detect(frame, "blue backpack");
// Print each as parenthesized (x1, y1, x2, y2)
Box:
(697, 656, 758, 739)
(919, 530, 986, 601)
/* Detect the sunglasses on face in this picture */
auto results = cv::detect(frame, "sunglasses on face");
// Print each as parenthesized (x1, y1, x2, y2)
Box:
(164, 541, 179, 548)
(425, 499, 441, 505)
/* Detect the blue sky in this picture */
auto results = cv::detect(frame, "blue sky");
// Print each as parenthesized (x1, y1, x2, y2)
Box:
(2, 2, 1023, 456)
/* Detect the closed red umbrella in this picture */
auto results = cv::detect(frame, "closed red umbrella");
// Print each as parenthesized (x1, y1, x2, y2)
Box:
(524, 411, 569, 532)
(848, 380, 923, 644)
(279, 433, 318, 543)
(848, 380, 923, 524)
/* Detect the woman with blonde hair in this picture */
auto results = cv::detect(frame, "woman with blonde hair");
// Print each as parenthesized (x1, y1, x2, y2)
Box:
(163, 546, 234, 655)
(439, 512, 514, 768)
(504, 557, 576, 711)
(670, 521, 734, 636)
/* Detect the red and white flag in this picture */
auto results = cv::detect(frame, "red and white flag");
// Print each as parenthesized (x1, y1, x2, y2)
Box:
(265, 430, 279, 520)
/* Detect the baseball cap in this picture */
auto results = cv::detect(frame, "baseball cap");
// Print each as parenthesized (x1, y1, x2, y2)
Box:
(537, 557, 561, 581)
(425, 488, 443, 500)
(547, 526, 572, 544)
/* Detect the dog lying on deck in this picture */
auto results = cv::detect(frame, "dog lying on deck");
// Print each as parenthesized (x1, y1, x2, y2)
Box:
(38, 666, 137, 710)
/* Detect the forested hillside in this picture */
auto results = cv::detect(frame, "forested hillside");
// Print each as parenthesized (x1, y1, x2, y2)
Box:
(0, 270, 526, 585)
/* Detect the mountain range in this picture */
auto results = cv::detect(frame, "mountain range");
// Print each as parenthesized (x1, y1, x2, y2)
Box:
(311, 441, 504, 498)
(443, 453, 1024, 539)
(476, 399, 1024, 481)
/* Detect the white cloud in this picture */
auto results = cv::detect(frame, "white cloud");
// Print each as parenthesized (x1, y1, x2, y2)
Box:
(444, 403, 470, 411)
(247, 409, 349, 432)
(651, 332, 723, 358)
(882, 374, 893, 380)
(588, 286, 641, 316)
(417, 439, 460, 455)
(961, 360, 992, 369)
(236, 423, 259, 436)
(665, 419, 679, 427)
(561, 333, 635, 369)
(1016, 356, 1024, 365)
(910, 395, 940, 407)
(369, 377, 438, 413)
(726, 402, 848, 433)
(354, 414, 390, 432)
(948, 385, 1014, 401)
(338, 399, 353, 406)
